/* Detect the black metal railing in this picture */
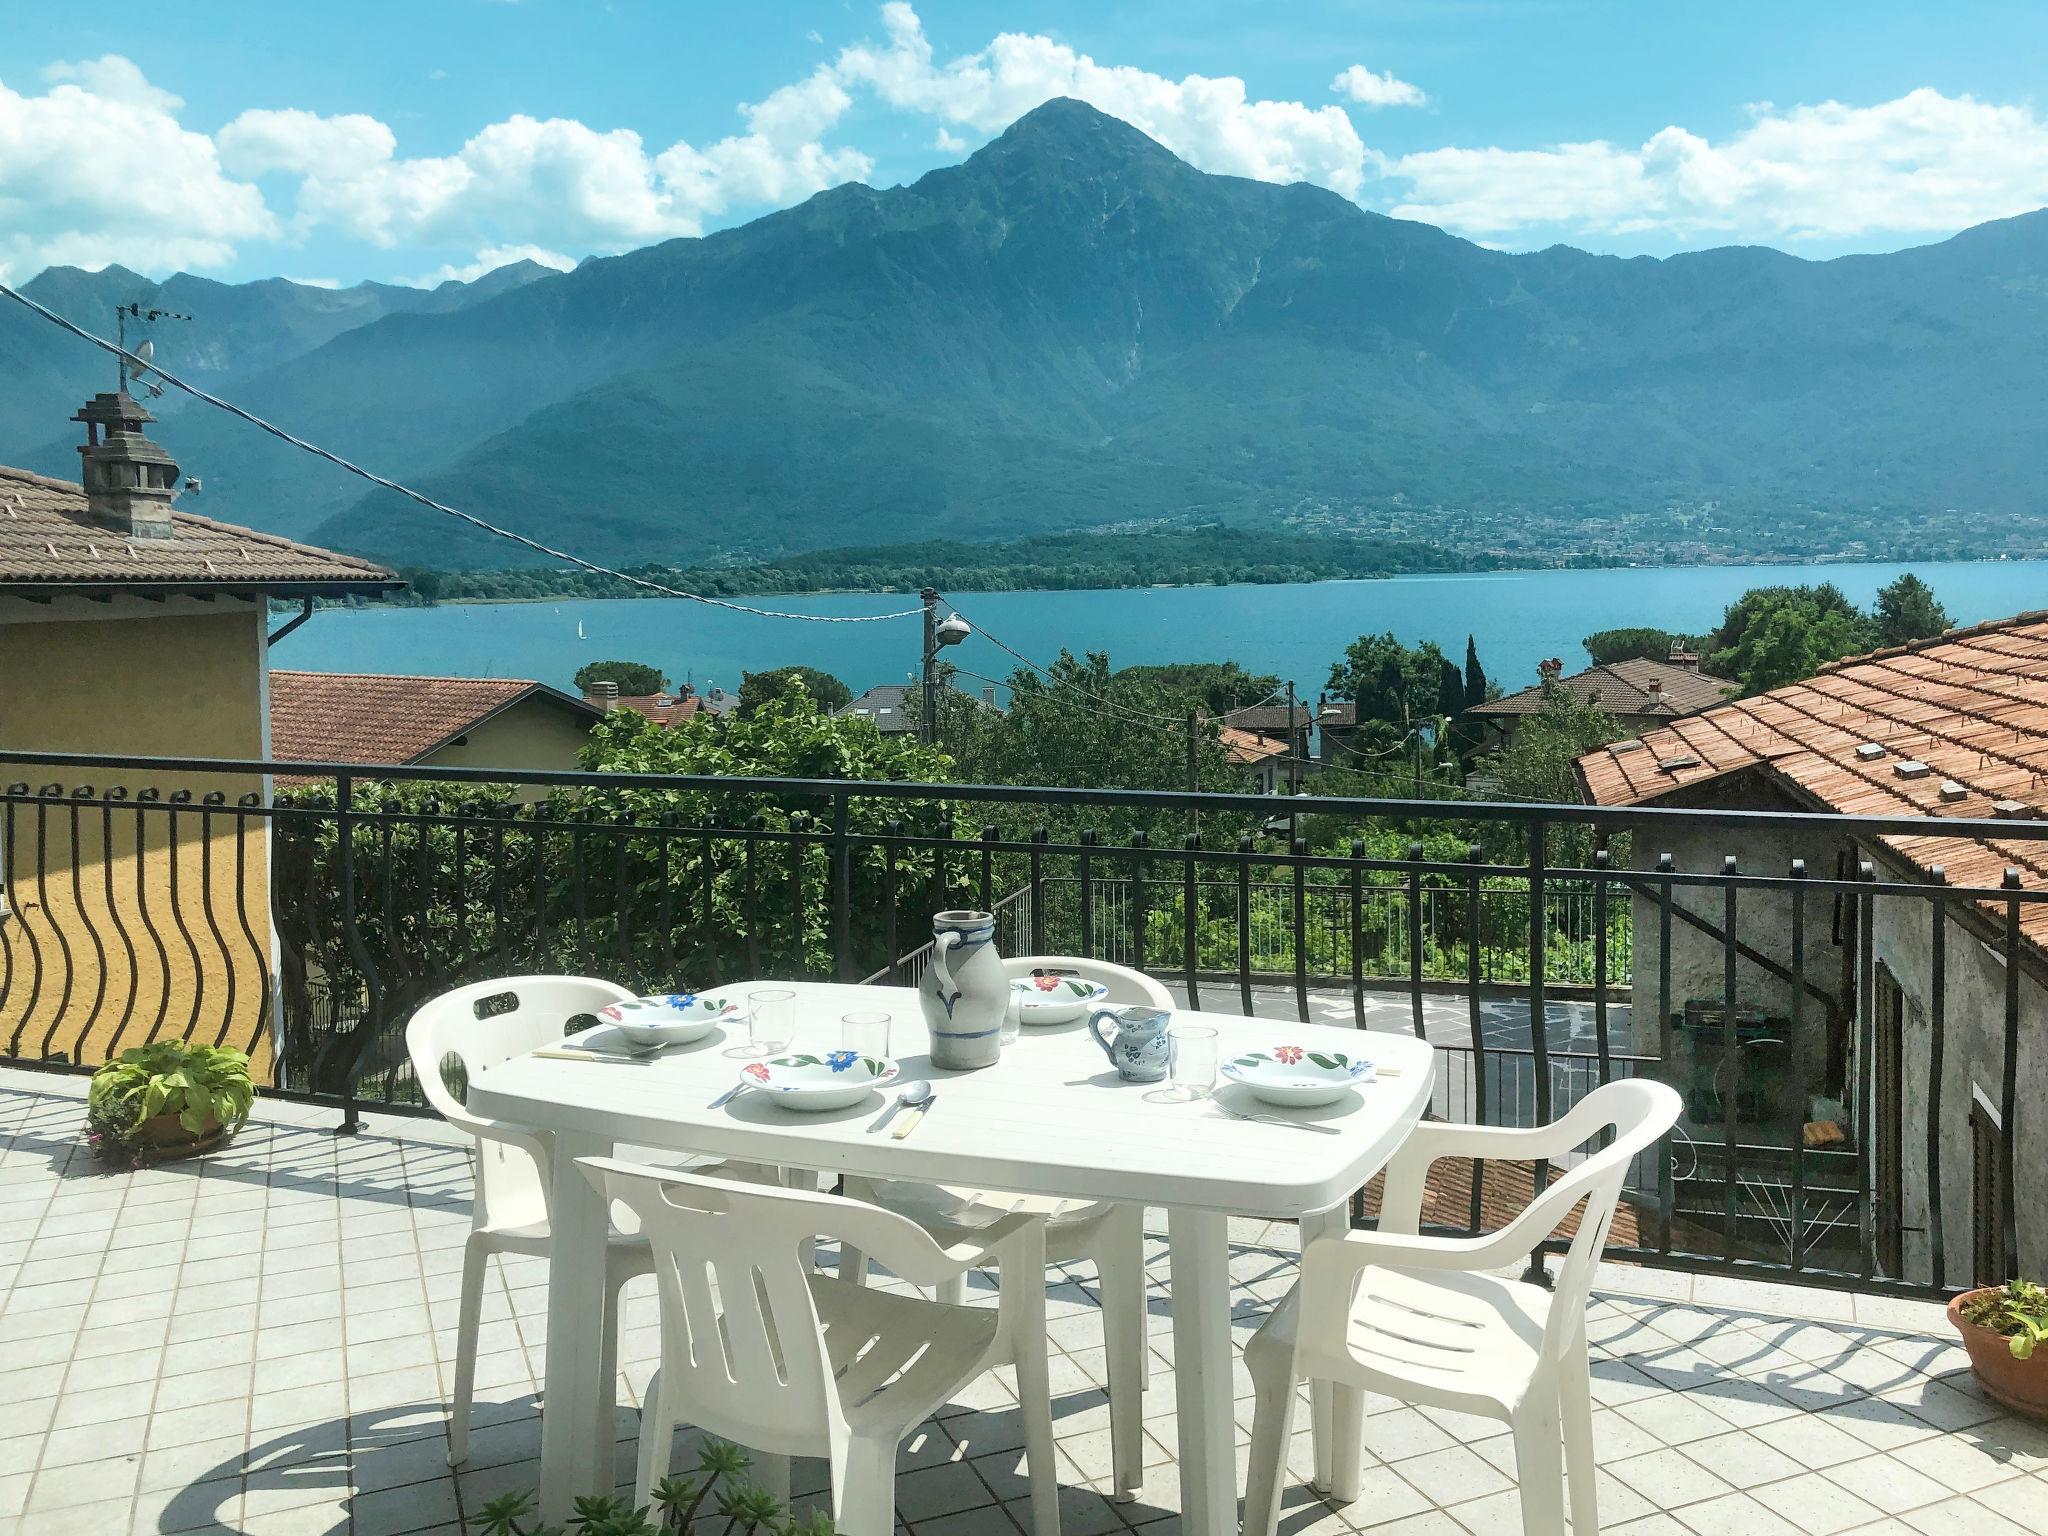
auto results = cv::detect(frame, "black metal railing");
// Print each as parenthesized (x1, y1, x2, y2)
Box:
(1, 747, 2040, 1300)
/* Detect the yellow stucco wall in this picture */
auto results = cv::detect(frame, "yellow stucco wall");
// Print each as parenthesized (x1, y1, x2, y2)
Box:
(0, 600, 274, 1079)
(420, 695, 595, 796)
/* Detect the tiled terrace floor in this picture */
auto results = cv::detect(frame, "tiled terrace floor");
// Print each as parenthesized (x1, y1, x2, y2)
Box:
(2, 1069, 2045, 1536)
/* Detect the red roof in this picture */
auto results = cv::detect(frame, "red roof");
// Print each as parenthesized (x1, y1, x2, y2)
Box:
(1576, 611, 2048, 945)
(1220, 725, 1289, 767)
(270, 671, 600, 775)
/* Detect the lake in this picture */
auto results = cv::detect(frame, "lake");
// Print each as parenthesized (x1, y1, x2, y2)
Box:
(283, 559, 2048, 703)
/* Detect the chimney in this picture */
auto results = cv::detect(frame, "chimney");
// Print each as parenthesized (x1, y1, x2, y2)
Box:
(73, 390, 179, 538)
(983, 685, 997, 708)
(1667, 642, 1701, 672)
(583, 679, 618, 711)
(1646, 677, 1666, 711)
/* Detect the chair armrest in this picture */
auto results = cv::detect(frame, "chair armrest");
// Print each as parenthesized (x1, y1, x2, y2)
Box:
(1376, 1114, 1615, 1234)
(929, 1211, 1043, 1277)
(445, 1106, 554, 1186)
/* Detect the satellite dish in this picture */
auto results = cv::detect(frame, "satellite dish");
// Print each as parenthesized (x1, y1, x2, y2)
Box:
(125, 339, 164, 397)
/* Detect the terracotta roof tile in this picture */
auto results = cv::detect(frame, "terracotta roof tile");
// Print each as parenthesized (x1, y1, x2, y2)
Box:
(1219, 726, 1289, 766)
(1471, 657, 1735, 720)
(270, 670, 599, 777)
(0, 463, 398, 593)
(1576, 611, 2048, 947)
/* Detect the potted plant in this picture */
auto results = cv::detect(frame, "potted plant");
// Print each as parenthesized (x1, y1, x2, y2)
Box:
(1948, 1278, 2048, 1420)
(87, 1041, 255, 1161)
(475, 1442, 834, 1535)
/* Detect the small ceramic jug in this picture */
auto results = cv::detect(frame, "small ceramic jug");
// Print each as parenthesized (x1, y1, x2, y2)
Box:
(1088, 1005, 1172, 1083)
(920, 910, 1006, 1070)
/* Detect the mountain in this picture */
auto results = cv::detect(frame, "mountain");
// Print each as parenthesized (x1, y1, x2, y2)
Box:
(0, 259, 556, 471)
(5, 100, 2046, 568)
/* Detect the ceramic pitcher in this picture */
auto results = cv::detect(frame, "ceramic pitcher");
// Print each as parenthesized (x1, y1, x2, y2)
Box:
(920, 910, 1006, 1070)
(1088, 1005, 1172, 1083)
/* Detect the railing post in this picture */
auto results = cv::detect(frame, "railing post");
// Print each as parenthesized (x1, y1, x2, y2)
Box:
(883, 819, 902, 984)
(1925, 865, 1947, 1289)
(1349, 839, 1366, 1031)
(333, 774, 370, 1136)
(1292, 836, 1309, 1023)
(1076, 828, 1098, 960)
(1236, 832, 1254, 1015)
(1856, 859, 1876, 1281)
(1466, 841, 1488, 1233)
(1029, 826, 1048, 955)
(979, 823, 996, 913)
(1406, 840, 1425, 1039)
(1130, 830, 1150, 974)
(2000, 868, 2022, 1280)
(1788, 858, 1809, 1272)
(1182, 832, 1202, 1011)
(1721, 854, 1740, 1248)
(1523, 819, 1552, 1287)
(833, 795, 854, 983)
(1656, 850, 1675, 1253)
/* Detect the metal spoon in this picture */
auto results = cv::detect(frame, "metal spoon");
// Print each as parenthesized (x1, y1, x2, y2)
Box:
(886, 1080, 936, 1139)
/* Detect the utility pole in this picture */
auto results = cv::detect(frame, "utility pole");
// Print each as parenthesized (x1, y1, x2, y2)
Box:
(1286, 680, 1301, 795)
(918, 589, 970, 747)
(921, 588, 940, 746)
(1186, 711, 1201, 835)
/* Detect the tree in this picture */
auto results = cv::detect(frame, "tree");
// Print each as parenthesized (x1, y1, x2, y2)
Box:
(736, 665, 852, 717)
(1113, 661, 1279, 715)
(1462, 635, 1487, 711)
(1479, 679, 1627, 861)
(1872, 573, 1950, 647)
(1705, 584, 1876, 695)
(1326, 633, 1459, 742)
(573, 659, 666, 697)
(1582, 626, 1699, 665)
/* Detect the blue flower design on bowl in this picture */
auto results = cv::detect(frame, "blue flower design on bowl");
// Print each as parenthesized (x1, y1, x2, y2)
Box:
(825, 1050, 859, 1072)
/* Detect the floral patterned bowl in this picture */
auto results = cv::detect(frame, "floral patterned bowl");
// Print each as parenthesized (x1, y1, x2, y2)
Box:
(1009, 974, 1112, 1025)
(1219, 1046, 1374, 1107)
(741, 1052, 900, 1112)
(597, 992, 739, 1047)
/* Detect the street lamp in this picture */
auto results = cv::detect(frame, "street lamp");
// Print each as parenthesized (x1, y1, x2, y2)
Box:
(921, 588, 970, 745)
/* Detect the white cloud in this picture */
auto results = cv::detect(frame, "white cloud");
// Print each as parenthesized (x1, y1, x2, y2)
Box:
(407, 243, 576, 287)
(834, 2, 1371, 196)
(285, 275, 343, 288)
(1331, 65, 1427, 110)
(210, 74, 872, 281)
(934, 127, 968, 153)
(1388, 88, 2048, 244)
(0, 56, 275, 282)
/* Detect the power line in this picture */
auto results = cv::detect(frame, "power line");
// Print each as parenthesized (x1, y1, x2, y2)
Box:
(945, 605, 1195, 725)
(0, 280, 925, 627)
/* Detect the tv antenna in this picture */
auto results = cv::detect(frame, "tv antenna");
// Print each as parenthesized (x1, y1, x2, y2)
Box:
(115, 300, 190, 398)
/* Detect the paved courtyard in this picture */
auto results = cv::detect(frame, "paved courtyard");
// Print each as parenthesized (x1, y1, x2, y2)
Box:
(2, 1068, 2044, 1536)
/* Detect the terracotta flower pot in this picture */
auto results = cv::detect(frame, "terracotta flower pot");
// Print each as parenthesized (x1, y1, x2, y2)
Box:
(1949, 1288, 2048, 1421)
(132, 1111, 227, 1161)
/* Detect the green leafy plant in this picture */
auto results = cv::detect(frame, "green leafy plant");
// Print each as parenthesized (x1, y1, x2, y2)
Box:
(86, 1041, 255, 1158)
(1962, 1279, 2048, 1361)
(472, 1442, 833, 1535)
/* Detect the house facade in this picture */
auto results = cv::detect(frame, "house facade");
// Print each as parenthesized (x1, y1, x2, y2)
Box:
(0, 394, 398, 1073)
(1577, 614, 2048, 1285)
(271, 671, 603, 795)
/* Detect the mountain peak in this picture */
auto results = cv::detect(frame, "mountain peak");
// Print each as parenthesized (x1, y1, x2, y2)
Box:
(978, 97, 1180, 169)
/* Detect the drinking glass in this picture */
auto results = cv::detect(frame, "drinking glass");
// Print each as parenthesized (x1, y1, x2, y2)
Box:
(1166, 1025, 1219, 1101)
(746, 989, 796, 1058)
(840, 1009, 893, 1061)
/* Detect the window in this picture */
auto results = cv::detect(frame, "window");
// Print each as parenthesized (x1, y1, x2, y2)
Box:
(1871, 964, 1904, 1277)
(1971, 1100, 2008, 1287)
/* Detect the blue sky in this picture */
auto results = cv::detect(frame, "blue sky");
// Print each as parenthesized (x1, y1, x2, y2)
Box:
(6, 0, 2047, 287)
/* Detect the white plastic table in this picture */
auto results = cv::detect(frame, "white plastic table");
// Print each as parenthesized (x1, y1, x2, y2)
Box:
(465, 981, 1435, 1533)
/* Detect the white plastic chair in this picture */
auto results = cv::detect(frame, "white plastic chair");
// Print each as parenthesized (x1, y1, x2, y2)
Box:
(840, 955, 1164, 1499)
(581, 1156, 1064, 1536)
(406, 975, 759, 1465)
(1243, 1080, 1682, 1536)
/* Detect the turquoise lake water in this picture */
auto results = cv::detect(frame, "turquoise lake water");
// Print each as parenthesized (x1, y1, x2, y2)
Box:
(283, 559, 2048, 703)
